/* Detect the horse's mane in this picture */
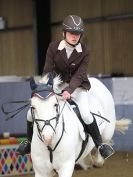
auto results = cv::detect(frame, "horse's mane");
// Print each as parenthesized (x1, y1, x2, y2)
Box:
(39, 74, 63, 93)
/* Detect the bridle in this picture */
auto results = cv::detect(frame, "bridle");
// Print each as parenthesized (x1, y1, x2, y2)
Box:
(30, 95, 61, 141)
(31, 93, 67, 163)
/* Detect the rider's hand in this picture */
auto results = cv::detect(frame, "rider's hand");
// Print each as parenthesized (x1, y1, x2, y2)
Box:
(62, 91, 71, 100)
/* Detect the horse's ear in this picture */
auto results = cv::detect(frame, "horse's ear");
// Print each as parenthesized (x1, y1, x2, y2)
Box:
(47, 72, 53, 88)
(30, 77, 37, 90)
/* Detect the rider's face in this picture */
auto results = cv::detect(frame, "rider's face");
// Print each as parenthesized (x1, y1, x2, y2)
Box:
(65, 32, 81, 45)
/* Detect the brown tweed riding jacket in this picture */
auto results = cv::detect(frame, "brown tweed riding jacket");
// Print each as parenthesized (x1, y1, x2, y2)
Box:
(43, 40, 91, 94)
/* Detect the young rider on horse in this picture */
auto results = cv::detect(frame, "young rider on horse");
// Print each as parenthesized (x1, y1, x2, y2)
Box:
(17, 15, 114, 159)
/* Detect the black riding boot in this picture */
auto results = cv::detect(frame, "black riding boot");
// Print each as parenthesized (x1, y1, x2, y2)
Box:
(86, 119, 114, 159)
(16, 121, 33, 155)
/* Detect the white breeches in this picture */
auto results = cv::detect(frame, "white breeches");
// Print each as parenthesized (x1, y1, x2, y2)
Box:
(71, 88, 94, 124)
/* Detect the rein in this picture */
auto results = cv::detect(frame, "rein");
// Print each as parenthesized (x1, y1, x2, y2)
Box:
(1, 100, 30, 121)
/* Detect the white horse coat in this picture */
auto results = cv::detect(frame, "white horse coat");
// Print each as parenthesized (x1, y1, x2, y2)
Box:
(29, 76, 130, 177)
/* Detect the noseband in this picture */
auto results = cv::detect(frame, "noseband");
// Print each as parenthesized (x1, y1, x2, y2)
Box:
(31, 100, 60, 141)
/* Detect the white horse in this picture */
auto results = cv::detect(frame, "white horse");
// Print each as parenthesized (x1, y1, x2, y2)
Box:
(29, 75, 131, 177)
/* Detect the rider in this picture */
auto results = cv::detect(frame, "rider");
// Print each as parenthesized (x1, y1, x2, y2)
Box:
(16, 15, 114, 159)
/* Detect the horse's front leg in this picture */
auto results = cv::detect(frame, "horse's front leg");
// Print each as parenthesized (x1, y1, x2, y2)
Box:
(92, 149, 104, 167)
(58, 160, 75, 177)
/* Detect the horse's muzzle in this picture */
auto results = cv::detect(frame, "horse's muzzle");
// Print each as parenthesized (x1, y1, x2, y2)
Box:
(42, 134, 53, 145)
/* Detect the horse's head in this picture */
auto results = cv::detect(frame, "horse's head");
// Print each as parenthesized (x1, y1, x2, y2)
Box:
(30, 74, 63, 146)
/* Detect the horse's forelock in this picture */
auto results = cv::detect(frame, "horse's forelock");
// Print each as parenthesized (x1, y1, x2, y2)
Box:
(39, 74, 49, 84)
(53, 75, 62, 90)
(39, 74, 62, 92)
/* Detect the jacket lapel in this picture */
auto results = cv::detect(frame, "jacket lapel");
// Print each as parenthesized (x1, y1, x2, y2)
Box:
(58, 48, 68, 65)
(58, 45, 82, 65)
(68, 49, 82, 64)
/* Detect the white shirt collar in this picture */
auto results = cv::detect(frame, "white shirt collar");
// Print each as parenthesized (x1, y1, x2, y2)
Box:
(58, 40, 82, 52)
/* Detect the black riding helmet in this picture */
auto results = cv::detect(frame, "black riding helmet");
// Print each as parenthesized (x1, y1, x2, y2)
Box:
(62, 15, 84, 35)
